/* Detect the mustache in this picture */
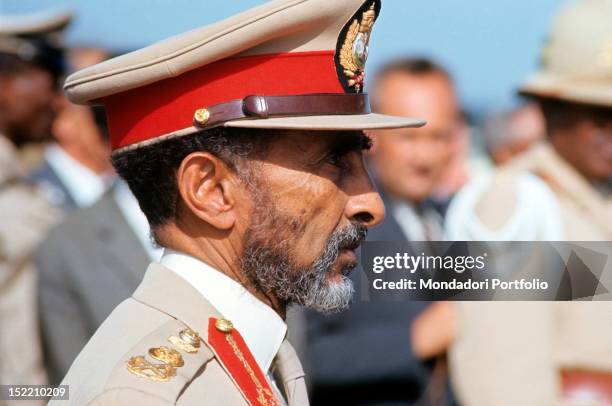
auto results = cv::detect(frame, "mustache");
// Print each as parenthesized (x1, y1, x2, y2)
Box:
(315, 222, 368, 272)
(336, 222, 368, 251)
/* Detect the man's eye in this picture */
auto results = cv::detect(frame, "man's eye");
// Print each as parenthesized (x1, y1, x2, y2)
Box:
(324, 152, 350, 170)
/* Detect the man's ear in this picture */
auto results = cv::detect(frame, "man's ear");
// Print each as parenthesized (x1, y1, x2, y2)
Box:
(176, 152, 237, 230)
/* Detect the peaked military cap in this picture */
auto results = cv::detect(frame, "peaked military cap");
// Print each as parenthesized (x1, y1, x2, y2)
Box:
(64, 0, 425, 153)
(0, 8, 73, 77)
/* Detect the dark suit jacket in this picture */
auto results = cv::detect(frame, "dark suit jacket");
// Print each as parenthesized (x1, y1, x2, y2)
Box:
(29, 159, 78, 213)
(304, 189, 455, 406)
(36, 189, 150, 384)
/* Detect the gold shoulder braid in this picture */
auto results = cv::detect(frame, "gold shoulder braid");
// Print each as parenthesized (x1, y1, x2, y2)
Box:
(126, 328, 199, 381)
(149, 346, 185, 367)
(168, 328, 201, 354)
(126, 355, 177, 382)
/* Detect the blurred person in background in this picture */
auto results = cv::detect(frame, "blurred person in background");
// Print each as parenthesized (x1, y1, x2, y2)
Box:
(37, 178, 162, 385)
(432, 109, 470, 203)
(304, 58, 464, 406)
(369, 58, 468, 226)
(34, 46, 161, 385)
(483, 103, 545, 166)
(0, 8, 70, 396)
(30, 47, 114, 212)
(445, 0, 612, 405)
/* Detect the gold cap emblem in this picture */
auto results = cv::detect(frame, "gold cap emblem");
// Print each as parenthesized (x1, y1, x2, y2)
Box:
(337, 1, 378, 93)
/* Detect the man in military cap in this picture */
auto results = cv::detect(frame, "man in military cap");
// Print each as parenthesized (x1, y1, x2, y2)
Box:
(0, 8, 71, 395)
(54, 1, 423, 404)
(446, 0, 612, 404)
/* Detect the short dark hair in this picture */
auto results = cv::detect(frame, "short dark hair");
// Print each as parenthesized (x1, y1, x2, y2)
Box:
(0, 54, 30, 75)
(111, 127, 275, 236)
(369, 57, 452, 110)
(0, 42, 65, 86)
(376, 57, 450, 78)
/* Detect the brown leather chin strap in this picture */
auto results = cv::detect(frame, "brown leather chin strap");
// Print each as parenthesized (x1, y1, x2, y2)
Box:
(193, 93, 371, 128)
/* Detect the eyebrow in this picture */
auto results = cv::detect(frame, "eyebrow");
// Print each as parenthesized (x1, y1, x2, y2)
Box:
(326, 131, 372, 153)
(287, 130, 372, 167)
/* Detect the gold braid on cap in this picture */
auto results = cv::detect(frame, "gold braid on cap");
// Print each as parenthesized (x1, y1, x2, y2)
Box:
(339, 3, 377, 92)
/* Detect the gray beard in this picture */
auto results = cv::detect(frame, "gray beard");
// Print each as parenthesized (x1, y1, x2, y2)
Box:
(240, 189, 366, 313)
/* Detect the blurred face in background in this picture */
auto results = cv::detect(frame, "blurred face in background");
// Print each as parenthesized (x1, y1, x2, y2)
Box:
(68, 47, 109, 72)
(49, 47, 113, 174)
(0, 66, 59, 146)
(488, 104, 545, 166)
(369, 71, 462, 203)
(52, 99, 112, 174)
(544, 102, 612, 183)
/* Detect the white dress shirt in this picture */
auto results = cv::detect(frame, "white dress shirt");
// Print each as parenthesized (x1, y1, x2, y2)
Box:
(392, 199, 444, 241)
(160, 250, 287, 374)
(45, 144, 109, 208)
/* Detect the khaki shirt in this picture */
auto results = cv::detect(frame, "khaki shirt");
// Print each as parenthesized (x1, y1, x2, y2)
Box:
(52, 263, 309, 406)
(447, 142, 612, 406)
(0, 135, 61, 403)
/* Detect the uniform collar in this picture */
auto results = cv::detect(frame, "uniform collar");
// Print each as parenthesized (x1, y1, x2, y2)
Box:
(519, 142, 612, 225)
(160, 249, 287, 373)
(530, 142, 609, 204)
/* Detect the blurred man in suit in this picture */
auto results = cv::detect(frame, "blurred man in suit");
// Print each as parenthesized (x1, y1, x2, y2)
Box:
(369, 58, 468, 227)
(37, 180, 162, 384)
(305, 58, 465, 406)
(0, 9, 70, 395)
(30, 47, 114, 212)
(34, 47, 154, 385)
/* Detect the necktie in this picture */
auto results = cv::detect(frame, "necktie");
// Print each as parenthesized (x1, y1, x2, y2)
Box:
(272, 340, 309, 406)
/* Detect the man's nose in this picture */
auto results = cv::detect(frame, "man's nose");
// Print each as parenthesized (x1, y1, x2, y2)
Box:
(345, 180, 385, 228)
(411, 137, 440, 163)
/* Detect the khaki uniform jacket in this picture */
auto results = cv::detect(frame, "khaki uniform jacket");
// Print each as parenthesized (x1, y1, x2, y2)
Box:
(52, 263, 309, 406)
(504, 142, 611, 239)
(0, 135, 60, 404)
(448, 143, 612, 406)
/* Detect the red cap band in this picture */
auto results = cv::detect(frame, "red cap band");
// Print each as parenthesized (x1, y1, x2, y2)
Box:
(103, 51, 343, 149)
